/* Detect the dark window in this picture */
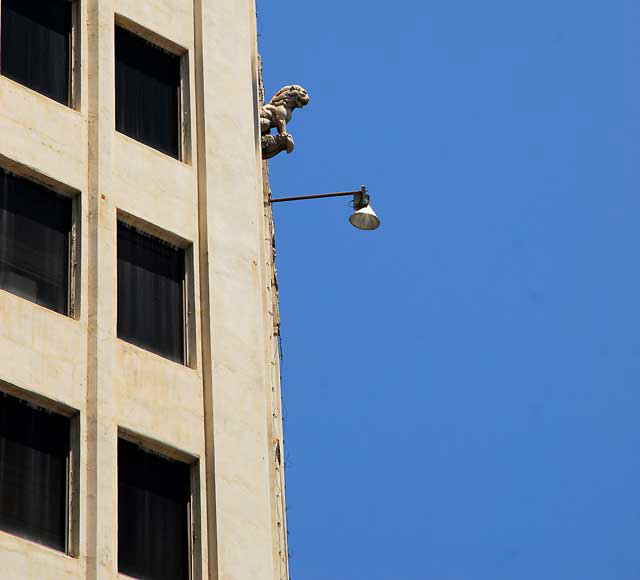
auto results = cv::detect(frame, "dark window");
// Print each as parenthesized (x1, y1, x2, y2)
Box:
(1, 0, 72, 105)
(118, 438, 191, 580)
(117, 222, 185, 363)
(0, 168, 72, 314)
(115, 26, 181, 159)
(0, 392, 70, 551)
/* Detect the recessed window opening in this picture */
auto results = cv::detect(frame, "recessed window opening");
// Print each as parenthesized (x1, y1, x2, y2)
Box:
(0, 391, 74, 552)
(115, 25, 185, 159)
(0, 166, 75, 315)
(118, 438, 193, 580)
(117, 221, 187, 364)
(0, 0, 78, 106)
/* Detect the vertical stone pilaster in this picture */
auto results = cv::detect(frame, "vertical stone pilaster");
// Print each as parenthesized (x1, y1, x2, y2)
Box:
(86, 2, 118, 578)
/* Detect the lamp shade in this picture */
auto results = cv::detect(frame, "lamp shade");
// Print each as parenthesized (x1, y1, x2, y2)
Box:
(349, 203, 380, 230)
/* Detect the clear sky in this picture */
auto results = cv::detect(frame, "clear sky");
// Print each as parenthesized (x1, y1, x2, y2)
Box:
(259, 1, 638, 578)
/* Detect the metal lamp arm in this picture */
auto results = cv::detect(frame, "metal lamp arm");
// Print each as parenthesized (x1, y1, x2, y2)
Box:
(270, 186, 368, 207)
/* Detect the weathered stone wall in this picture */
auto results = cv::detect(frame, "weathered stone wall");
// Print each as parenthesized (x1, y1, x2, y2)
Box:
(0, 0, 286, 578)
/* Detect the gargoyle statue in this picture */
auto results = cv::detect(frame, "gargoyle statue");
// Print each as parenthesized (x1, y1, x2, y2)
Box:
(260, 85, 310, 160)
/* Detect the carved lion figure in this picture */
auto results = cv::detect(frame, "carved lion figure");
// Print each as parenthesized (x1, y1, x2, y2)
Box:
(260, 85, 310, 159)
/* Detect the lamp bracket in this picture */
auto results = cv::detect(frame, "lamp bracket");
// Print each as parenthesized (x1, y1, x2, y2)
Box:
(270, 185, 368, 205)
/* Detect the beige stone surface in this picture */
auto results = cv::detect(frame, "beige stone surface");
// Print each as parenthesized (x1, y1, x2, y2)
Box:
(114, 340, 204, 455)
(0, 0, 288, 578)
(0, 292, 86, 410)
(115, 0, 194, 52)
(0, 531, 82, 579)
(0, 76, 86, 192)
(112, 133, 198, 242)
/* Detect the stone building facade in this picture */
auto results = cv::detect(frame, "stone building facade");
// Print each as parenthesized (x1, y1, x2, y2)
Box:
(0, 0, 288, 578)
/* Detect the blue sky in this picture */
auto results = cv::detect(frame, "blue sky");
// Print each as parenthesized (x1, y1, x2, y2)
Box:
(259, 1, 639, 578)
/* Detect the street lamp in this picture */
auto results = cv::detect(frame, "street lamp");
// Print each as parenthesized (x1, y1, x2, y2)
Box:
(270, 185, 381, 231)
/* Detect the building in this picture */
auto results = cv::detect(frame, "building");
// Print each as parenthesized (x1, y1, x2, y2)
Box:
(0, 0, 289, 578)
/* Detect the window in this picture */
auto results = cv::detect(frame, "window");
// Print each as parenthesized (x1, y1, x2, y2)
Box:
(1, 0, 78, 107)
(115, 25, 186, 159)
(0, 391, 76, 552)
(0, 167, 76, 315)
(117, 221, 188, 364)
(118, 438, 193, 580)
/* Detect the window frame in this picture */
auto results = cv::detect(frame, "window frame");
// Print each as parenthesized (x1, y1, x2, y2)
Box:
(69, 0, 81, 109)
(0, 381, 80, 556)
(114, 14, 191, 163)
(0, 0, 82, 110)
(116, 210, 196, 367)
(0, 155, 81, 319)
(117, 428, 202, 580)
